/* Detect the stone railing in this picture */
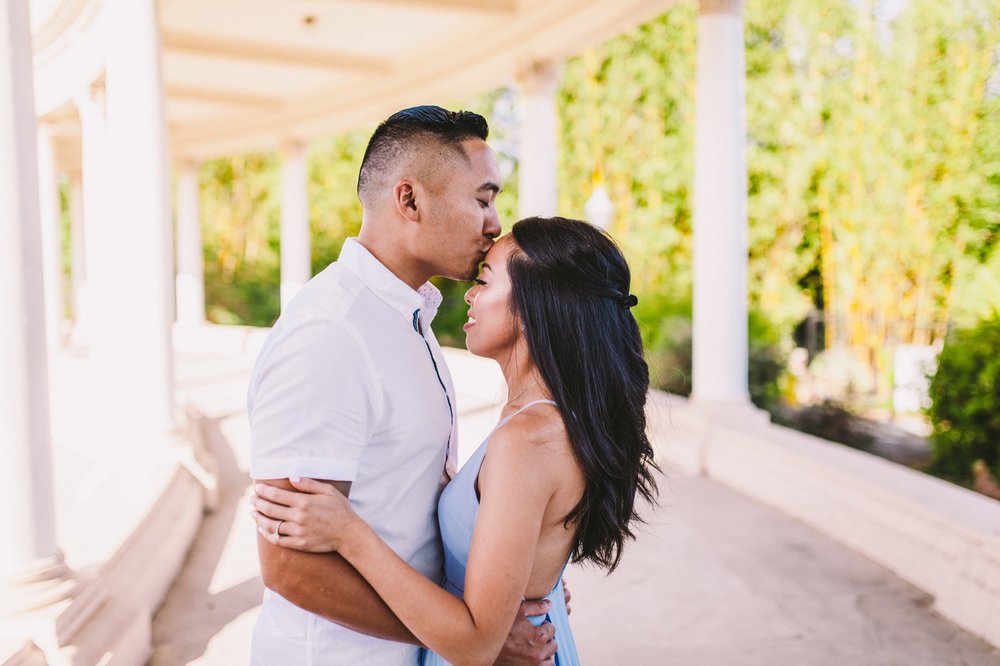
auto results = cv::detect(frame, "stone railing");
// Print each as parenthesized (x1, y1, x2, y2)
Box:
(650, 392, 1000, 649)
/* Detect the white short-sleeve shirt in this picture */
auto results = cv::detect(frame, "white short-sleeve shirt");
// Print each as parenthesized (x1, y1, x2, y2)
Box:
(248, 238, 457, 666)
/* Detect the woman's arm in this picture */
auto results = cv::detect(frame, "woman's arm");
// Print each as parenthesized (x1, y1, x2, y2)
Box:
(252, 426, 558, 666)
(254, 478, 419, 644)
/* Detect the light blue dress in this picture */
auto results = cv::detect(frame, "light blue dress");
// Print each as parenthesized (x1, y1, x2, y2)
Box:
(421, 399, 581, 666)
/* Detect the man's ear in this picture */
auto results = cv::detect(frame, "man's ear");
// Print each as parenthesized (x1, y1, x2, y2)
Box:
(393, 180, 421, 223)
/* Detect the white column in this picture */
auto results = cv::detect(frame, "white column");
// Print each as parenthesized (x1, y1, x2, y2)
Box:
(280, 140, 311, 310)
(0, 0, 73, 614)
(175, 160, 205, 326)
(100, 0, 176, 433)
(74, 84, 107, 349)
(691, 0, 751, 406)
(516, 60, 560, 219)
(68, 172, 86, 327)
(36, 124, 64, 349)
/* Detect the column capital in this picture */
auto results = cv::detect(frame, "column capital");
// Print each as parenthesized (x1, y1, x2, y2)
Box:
(85, 79, 105, 99)
(280, 138, 308, 156)
(176, 157, 200, 173)
(74, 80, 106, 114)
(699, 0, 745, 16)
(515, 59, 561, 95)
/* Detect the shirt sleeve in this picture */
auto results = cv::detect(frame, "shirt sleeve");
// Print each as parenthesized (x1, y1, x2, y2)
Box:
(248, 318, 382, 482)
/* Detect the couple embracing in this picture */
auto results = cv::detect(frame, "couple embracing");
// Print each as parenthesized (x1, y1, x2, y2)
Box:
(247, 105, 658, 666)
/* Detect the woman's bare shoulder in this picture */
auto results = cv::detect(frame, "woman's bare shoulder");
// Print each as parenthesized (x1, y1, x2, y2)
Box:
(482, 407, 585, 528)
(487, 406, 572, 470)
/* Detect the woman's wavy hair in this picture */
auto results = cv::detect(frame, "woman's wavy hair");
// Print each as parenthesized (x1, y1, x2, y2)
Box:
(508, 216, 659, 572)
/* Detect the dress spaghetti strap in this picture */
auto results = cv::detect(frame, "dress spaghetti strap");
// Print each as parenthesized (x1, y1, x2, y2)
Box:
(487, 399, 558, 437)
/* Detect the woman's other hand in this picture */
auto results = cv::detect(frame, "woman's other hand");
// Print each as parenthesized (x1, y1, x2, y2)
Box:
(251, 477, 358, 553)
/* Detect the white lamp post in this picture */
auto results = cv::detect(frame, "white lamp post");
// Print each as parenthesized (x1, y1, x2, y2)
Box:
(584, 178, 614, 231)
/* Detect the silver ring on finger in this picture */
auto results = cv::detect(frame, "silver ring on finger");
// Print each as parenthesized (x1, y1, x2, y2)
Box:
(274, 519, 284, 541)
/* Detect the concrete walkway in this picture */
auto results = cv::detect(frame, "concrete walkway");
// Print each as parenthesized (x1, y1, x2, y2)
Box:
(149, 347, 1000, 665)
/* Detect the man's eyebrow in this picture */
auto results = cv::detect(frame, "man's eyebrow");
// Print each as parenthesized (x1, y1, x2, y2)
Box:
(478, 182, 501, 194)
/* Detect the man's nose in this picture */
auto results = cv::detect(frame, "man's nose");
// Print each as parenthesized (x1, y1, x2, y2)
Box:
(484, 212, 501, 239)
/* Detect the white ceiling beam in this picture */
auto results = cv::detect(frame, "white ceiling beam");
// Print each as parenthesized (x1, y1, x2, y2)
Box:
(166, 85, 284, 110)
(162, 32, 392, 73)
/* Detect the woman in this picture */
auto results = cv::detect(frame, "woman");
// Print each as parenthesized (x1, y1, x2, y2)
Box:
(251, 217, 659, 665)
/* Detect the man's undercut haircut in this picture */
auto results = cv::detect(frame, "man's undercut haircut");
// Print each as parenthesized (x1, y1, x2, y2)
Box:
(357, 105, 489, 201)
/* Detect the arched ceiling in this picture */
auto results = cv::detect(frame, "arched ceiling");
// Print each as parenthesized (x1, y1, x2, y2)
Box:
(31, 0, 675, 165)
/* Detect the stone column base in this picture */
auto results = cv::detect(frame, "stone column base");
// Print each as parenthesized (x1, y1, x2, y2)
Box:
(0, 555, 75, 617)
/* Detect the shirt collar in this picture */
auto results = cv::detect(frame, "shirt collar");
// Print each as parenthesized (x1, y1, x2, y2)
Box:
(339, 238, 443, 334)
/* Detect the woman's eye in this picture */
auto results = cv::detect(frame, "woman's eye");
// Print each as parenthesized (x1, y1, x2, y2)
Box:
(474, 279, 486, 286)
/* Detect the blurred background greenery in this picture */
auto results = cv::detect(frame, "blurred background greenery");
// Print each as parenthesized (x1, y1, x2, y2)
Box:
(170, 0, 999, 491)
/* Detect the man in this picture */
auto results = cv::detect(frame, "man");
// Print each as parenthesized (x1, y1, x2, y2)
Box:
(248, 106, 559, 665)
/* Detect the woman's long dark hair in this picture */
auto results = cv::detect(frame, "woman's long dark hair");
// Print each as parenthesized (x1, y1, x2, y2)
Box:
(508, 216, 659, 572)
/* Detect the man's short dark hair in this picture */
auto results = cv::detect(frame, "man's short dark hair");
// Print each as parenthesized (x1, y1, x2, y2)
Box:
(357, 105, 489, 200)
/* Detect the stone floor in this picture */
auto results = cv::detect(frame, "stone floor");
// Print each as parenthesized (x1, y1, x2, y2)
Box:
(148, 346, 1000, 665)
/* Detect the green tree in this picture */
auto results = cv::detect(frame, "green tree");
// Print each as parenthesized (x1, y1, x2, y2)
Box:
(808, 0, 1000, 362)
(307, 130, 371, 275)
(200, 153, 282, 326)
(554, 0, 1000, 402)
(557, 6, 697, 311)
(926, 314, 1000, 486)
(195, 0, 1000, 410)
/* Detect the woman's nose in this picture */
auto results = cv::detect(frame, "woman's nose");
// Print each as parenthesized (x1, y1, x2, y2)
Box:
(464, 285, 476, 306)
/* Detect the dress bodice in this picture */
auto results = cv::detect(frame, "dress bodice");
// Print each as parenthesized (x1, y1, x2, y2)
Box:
(424, 399, 580, 666)
(438, 399, 560, 599)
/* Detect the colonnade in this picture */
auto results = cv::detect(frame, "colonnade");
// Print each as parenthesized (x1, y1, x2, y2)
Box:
(1, 0, 751, 618)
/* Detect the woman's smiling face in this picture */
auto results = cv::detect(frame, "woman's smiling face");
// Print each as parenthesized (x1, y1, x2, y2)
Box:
(463, 236, 520, 361)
